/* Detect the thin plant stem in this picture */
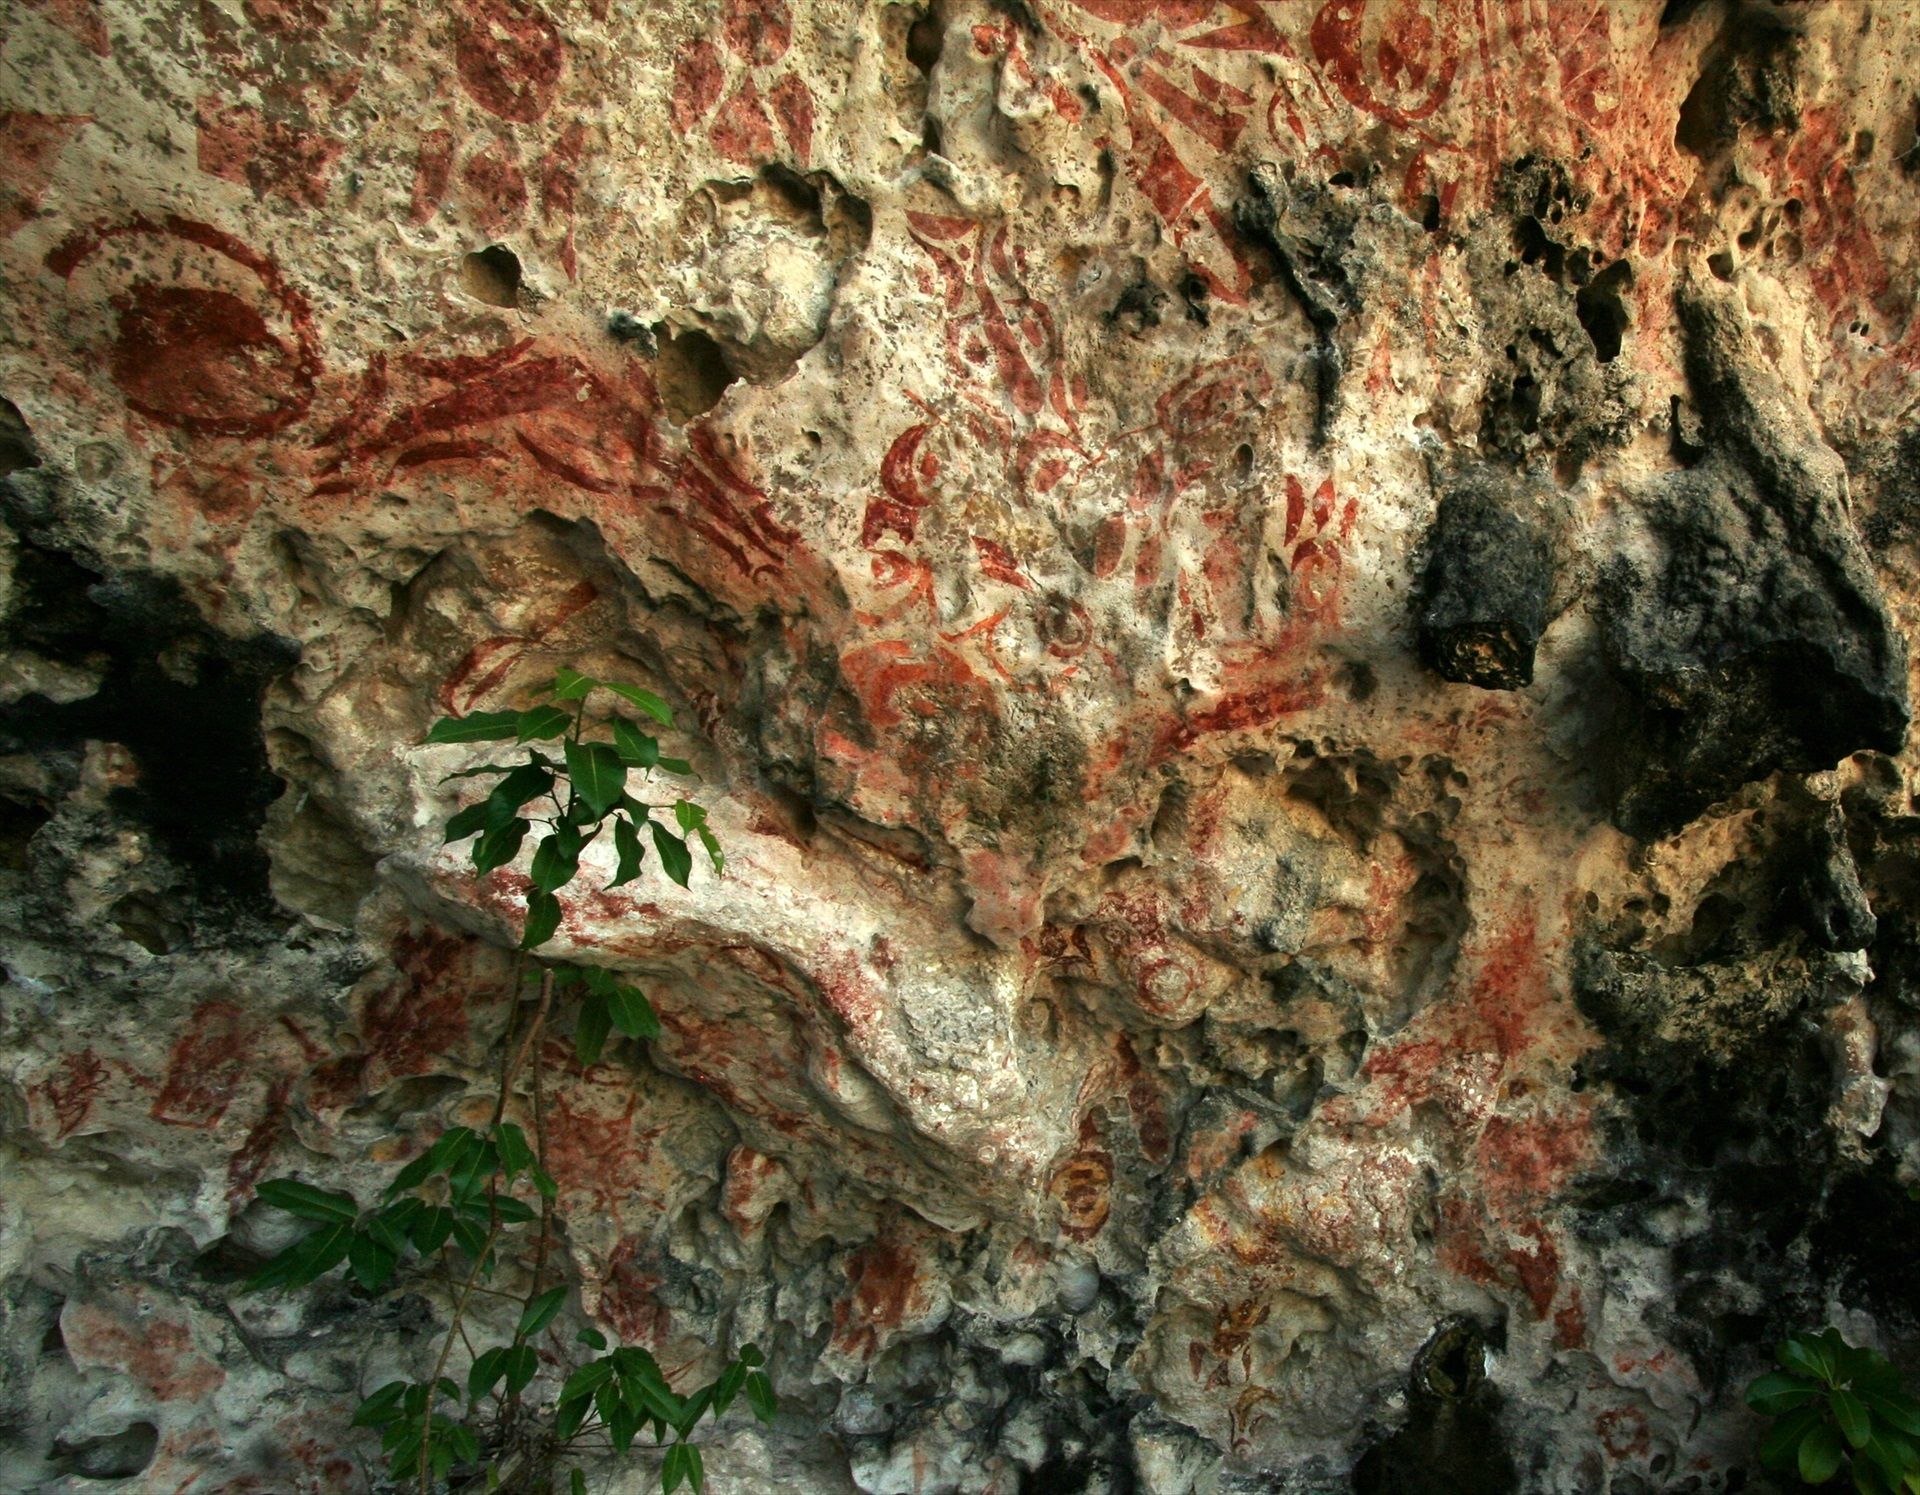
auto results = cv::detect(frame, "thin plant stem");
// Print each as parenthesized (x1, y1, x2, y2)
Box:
(421, 1221, 501, 1495)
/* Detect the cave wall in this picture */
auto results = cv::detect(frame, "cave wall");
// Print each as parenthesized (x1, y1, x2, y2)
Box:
(4, 0, 1920, 1490)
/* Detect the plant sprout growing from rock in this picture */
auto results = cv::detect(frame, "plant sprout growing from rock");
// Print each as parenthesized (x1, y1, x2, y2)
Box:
(241, 668, 772, 1492)
(1747, 1328, 1920, 1493)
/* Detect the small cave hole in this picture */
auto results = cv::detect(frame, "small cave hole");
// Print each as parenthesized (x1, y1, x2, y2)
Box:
(1420, 193, 1442, 233)
(906, 7, 943, 75)
(112, 891, 187, 956)
(49, 1421, 159, 1481)
(1575, 261, 1632, 363)
(0, 396, 40, 476)
(460, 244, 523, 308)
(653, 326, 737, 424)
(1708, 250, 1736, 282)
(0, 794, 51, 871)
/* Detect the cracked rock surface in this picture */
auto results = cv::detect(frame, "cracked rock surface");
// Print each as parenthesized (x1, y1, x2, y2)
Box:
(5, 1, 1920, 1491)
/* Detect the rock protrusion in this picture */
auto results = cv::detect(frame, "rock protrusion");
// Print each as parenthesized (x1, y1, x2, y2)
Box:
(1598, 281, 1910, 839)
(1414, 469, 1556, 690)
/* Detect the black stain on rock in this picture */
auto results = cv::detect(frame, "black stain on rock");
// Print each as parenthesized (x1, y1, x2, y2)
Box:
(1415, 469, 1556, 690)
(0, 537, 297, 912)
(1235, 165, 1361, 447)
(1596, 282, 1909, 840)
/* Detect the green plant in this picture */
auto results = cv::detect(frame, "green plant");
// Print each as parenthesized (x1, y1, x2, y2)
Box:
(428, 665, 722, 952)
(1747, 1328, 1920, 1493)
(244, 669, 772, 1493)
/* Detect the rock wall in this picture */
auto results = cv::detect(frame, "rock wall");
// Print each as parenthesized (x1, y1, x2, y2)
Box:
(4, 0, 1920, 1490)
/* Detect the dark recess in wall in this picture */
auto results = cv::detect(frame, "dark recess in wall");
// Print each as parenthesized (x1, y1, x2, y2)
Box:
(0, 538, 297, 913)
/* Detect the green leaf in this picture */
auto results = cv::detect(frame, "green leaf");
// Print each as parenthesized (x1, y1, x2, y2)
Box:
(577, 1326, 608, 1350)
(571, 1471, 587, 1495)
(248, 1220, 354, 1291)
(606, 983, 659, 1041)
(1803, 1422, 1845, 1485)
(487, 1196, 537, 1225)
(531, 1164, 558, 1202)
(566, 741, 627, 820)
(502, 1342, 538, 1396)
(558, 1357, 615, 1408)
(1749, 1372, 1821, 1416)
(410, 1205, 456, 1255)
(353, 1381, 409, 1428)
(471, 816, 529, 875)
(385, 1425, 422, 1477)
(554, 1395, 590, 1440)
(426, 711, 520, 744)
(554, 667, 598, 701)
(256, 1178, 359, 1223)
(516, 704, 571, 741)
(576, 993, 612, 1065)
(657, 756, 693, 776)
(612, 717, 660, 768)
(447, 1423, 480, 1463)
(1836, 1389, 1874, 1450)
(662, 1441, 703, 1494)
(441, 762, 518, 781)
(494, 1123, 533, 1180)
(696, 824, 724, 874)
(530, 829, 582, 895)
(468, 1347, 508, 1401)
(521, 889, 563, 950)
(349, 1231, 398, 1292)
(652, 822, 692, 886)
(363, 1201, 418, 1257)
(1864, 1430, 1914, 1489)
(1864, 1391, 1920, 1437)
(738, 1344, 764, 1368)
(677, 1384, 715, 1436)
(1764, 1406, 1827, 1471)
(673, 800, 704, 834)
(611, 815, 645, 887)
(428, 1126, 480, 1175)
(518, 1287, 568, 1339)
(450, 1216, 490, 1263)
(713, 1358, 747, 1415)
(745, 1369, 776, 1424)
(604, 681, 673, 725)
(1785, 1334, 1840, 1385)
(486, 762, 555, 825)
(384, 1151, 436, 1200)
(443, 800, 492, 844)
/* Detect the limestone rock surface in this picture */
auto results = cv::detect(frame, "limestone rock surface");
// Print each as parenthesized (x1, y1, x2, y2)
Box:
(5, 1, 1920, 1492)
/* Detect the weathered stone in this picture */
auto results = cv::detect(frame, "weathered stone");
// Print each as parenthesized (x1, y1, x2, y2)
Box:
(3, 2, 1920, 1493)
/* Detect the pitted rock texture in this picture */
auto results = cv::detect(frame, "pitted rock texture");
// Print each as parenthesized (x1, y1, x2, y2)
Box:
(5, 2, 1920, 1493)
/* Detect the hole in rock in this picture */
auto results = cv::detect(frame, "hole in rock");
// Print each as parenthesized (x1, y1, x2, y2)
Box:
(907, 7, 943, 74)
(0, 396, 39, 475)
(0, 793, 51, 871)
(49, 1422, 159, 1481)
(654, 326, 736, 423)
(1707, 250, 1736, 281)
(460, 244, 523, 307)
(1575, 261, 1632, 362)
(112, 891, 187, 955)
